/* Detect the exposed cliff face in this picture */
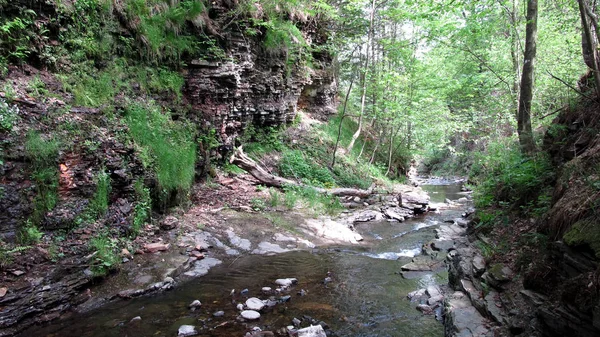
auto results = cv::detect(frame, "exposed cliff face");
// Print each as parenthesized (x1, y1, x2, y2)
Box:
(0, 1, 337, 335)
(184, 1, 337, 144)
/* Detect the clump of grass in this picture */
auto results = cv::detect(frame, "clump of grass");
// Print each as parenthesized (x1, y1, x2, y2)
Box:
(89, 169, 110, 218)
(125, 101, 196, 206)
(25, 131, 60, 169)
(132, 179, 151, 236)
(89, 231, 119, 277)
(25, 131, 60, 225)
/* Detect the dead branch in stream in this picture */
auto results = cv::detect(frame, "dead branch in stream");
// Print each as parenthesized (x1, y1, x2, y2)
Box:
(230, 146, 375, 198)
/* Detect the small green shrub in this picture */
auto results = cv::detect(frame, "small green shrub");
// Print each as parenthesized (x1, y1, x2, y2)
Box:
(283, 185, 343, 216)
(250, 198, 267, 211)
(89, 170, 110, 218)
(471, 140, 553, 211)
(18, 220, 44, 244)
(241, 125, 285, 155)
(279, 149, 335, 187)
(268, 187, 281, 207)
(132, 180, 151, 236)
(0, 98, 19, 131)
(89, 232, 119, 276)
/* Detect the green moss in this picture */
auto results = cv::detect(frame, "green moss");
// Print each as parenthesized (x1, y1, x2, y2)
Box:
(564, 217, 600, 258)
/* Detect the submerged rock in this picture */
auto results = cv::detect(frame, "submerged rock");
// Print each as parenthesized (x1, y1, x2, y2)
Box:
(246, 297, 265, 311)
(275, 278, 298, 287)
(241, 310, 261, 320)
(178, 325, 198, 337)
(297, 325, 327, 337)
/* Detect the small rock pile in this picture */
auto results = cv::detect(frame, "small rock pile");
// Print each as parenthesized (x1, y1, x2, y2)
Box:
(177, 276, 334, 337)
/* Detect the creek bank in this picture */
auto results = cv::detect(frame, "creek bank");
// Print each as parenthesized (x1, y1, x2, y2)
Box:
(6, 179, 431, 337)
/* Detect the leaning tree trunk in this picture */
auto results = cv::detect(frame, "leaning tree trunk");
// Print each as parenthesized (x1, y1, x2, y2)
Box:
(517, 0, 538, 154)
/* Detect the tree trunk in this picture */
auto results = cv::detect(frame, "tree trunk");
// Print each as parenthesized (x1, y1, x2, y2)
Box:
(347, 0, 376, 154)
(578, 0, 600, 100)
(231, 147, 374, 198)
(517, 0, 538, 154)
(331, 74, 355, 168)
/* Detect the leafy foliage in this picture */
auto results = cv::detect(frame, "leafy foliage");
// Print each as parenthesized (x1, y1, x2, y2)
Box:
(471, 140, 554, 211)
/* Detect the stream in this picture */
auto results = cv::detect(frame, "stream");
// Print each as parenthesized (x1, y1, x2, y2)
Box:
(20, 183, 467, 337)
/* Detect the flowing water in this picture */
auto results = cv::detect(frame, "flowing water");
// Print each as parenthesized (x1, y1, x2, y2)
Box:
(22, 183, 466, 337)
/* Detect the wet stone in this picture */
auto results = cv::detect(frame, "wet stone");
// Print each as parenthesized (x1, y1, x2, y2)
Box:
(241, 310, 261, 320)
(297, 325, 327, 337)
(246, 297, 265, 311)
(178, 325, 198, 337)
(275, 278, 298, 287)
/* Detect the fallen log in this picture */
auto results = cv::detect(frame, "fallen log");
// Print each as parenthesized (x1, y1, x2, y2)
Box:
(230, 146, 374, 198)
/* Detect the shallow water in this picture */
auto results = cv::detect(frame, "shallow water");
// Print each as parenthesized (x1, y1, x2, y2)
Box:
(21, 184, 465, 337)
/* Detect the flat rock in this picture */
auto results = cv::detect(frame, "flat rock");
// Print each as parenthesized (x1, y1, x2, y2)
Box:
(252, 241, 289, 254)
(183, 257, 222, 277)
(445, 292, 493, 337)
(275, 278, 298, 287)
(246, 297, 265, 311)
(160, 215, 179, 230)
(485, 291, 504, 323)
(432, 239, 455, 251)
(354, 210, 384, 223)
(382, 208, 408, 222)
(472, 255, 486, 275)
(226, 230, 252, 251)
(241, 310, 261, 320)
(274, 233, 296, 242)
(297, 325, 327, 337)
(144, 242, 169, 253)
(178, 325, 198, 336)
(427, 285, 442, 298)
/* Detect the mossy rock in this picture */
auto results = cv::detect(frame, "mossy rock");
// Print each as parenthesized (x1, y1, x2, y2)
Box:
(563, 217, 600, 258)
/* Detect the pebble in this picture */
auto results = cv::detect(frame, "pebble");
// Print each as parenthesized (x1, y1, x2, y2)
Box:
(262, 287, 272, 294)
(279, 295, 291, 303)
(241, 310, 261, 320)
(130, 316, 141, 323)
(189, 300, 202, 308)
(292, 317, 301, 326)
(297, 289, 307, 296)
(237, 303, 244, 311)
(178, 325, 197, 336)
(241, 288, 249, 295)
(246, 297, 265, 311)
(213, 310, 225, 317)
(274, 278, 297, 287)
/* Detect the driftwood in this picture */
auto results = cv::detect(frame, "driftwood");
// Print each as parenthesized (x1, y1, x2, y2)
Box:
(230, 146, 375, 198)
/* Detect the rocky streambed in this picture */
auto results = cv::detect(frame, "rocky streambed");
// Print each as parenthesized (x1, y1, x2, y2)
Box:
(14, 180, 485, 337)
